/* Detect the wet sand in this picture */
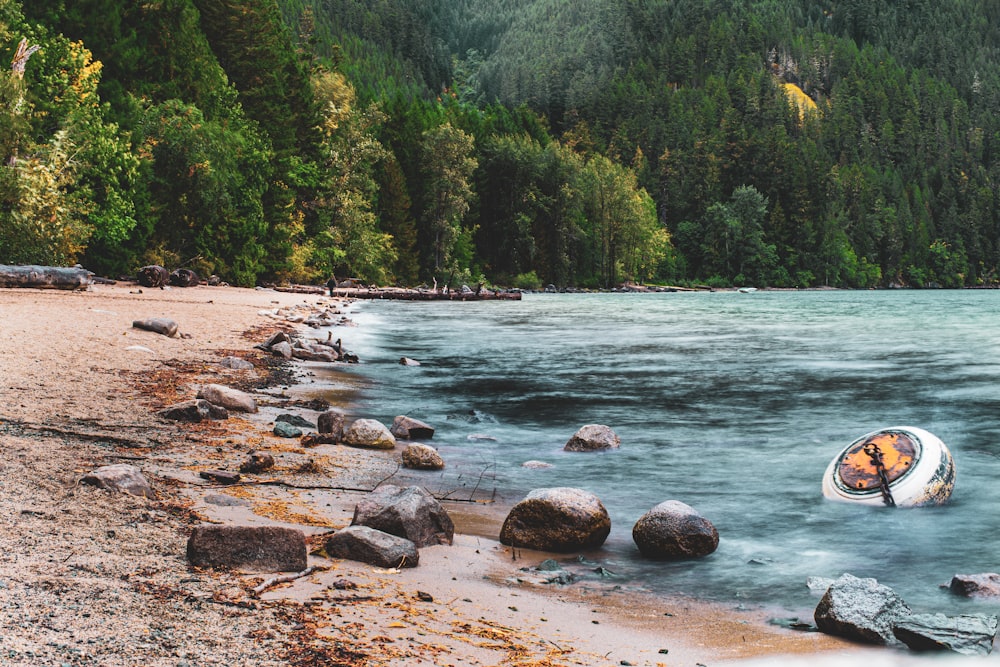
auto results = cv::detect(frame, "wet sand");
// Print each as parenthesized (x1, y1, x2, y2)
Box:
(0, 282, 861, 665)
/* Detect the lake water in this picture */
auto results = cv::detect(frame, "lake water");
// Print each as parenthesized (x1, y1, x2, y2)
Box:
(322, 290, 1000, 616)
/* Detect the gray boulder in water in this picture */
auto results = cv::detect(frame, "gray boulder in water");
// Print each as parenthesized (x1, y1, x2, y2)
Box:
(813, 573, 912, 644)
(632, 500, 719, 559)
(499, 487, 611, 553)
(564, 424, 620, 452)
(893, 613, 999, 656)
(950, 573, 1000, 597)
(390, 415, 435, 440)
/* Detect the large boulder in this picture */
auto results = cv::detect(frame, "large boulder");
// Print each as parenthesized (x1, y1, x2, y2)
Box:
(343, 418, 396, 449)
(950, 573, 1000, 598)
(197, 384, 258, 413)
(186, 525, 307, 572)
(401, 444, 445, 470)
(81, 464, 154, 498)
(499, 487, 611, 553)
(352, 485, 454, 547)
(564, 424, 620, 452)
(814, 573, 912, 644)
(893, 613, 998, 656)
(632, 500, 719, 559)
(325, 526, 419, 569)
(390, 415, 435, 440)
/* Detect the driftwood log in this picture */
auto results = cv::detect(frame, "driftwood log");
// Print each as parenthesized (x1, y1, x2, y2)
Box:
(0, 264, 93, 290)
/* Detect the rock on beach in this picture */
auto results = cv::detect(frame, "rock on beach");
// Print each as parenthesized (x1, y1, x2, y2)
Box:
(402, 443, 445, 470)
(499, 487, 611, 553)
(813, 573, 912, 645)
(343, 418, 396, 449)
(325, 526, 419, 569)
(196, 383, 258, 413)
(186, 525, 307, 572)
(352, 484, 454, 547)
(81, 464, 154, 498)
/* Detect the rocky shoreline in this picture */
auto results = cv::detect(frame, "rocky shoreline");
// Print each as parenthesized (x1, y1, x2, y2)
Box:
(1, 282, 867, 666)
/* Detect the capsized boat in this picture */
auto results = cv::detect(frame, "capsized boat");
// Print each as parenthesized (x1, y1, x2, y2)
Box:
(821, 426, 956, 507)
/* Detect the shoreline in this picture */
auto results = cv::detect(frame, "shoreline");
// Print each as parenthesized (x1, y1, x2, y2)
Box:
(0, 282, 859, 665)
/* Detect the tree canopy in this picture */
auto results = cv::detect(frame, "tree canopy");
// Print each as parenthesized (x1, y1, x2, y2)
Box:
(4, 0, 1000, 288)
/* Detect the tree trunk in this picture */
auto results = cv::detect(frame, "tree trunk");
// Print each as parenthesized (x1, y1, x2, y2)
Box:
(0, 264, 93, 290)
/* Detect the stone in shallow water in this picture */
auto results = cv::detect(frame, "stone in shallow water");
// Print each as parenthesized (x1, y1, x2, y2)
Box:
(499, 487, 611, 553)
(632, 500, 719, 559)
(563, 424, 620, 452)
(893, 613, 999, 656)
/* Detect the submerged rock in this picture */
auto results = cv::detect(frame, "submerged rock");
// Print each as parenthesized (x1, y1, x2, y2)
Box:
(893, 613, 998, 656)
(950, 573, 1000, 598)
(564, 424, 620, 452)
(500, 487, 611, 553)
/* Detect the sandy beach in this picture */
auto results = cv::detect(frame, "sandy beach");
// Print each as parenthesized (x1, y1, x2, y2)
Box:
(0, 282, 861, 666)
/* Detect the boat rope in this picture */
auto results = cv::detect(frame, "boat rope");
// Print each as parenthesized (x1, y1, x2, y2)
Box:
(863, 443, 896, 507)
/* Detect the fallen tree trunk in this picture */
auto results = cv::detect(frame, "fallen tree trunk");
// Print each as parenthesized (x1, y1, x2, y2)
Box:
(0, 264, 93, 290)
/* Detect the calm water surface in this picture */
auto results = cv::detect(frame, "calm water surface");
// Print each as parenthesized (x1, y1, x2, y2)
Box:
(324, 290, 1000, 616)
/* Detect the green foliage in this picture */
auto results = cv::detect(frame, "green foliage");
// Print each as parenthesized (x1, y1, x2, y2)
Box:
(11, 0, 1000, 289)
(420, 121, 477, 275)
(0, 14, 138, 269)
(135, 99, 269, 285)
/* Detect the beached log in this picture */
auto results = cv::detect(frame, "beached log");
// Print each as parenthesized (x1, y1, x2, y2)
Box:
(0, 264, 93, 290)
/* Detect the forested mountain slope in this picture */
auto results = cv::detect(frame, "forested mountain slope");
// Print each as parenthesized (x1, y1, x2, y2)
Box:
(3, 0, 1000, 288)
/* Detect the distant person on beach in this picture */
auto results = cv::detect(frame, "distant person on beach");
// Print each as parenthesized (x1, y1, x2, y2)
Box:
(326, 276, 337, 296)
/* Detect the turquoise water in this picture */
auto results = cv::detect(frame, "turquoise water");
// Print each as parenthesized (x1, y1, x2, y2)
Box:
(327, 290, 1000, 616)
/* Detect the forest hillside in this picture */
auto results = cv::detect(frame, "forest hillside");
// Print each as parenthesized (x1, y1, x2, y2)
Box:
(3, 0, 1000, 288)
